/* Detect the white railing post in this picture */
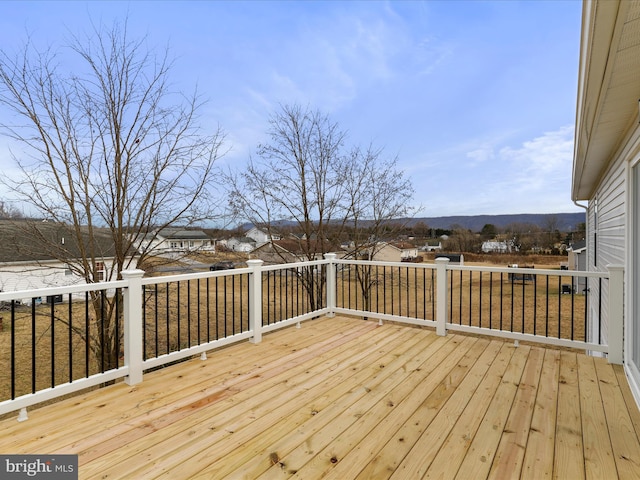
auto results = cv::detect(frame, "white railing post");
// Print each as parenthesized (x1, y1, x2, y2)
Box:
(247, 259, 264, 344)
(121, 269, 145, 385)
(324, 253, 337, 317)
(607, 264, 624, 364)
(435, 257, 450, 336)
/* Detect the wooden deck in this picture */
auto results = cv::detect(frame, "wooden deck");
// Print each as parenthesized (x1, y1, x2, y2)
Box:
(1, 315, 640, 479)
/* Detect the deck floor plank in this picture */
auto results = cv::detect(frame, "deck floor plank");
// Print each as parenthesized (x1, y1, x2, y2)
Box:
(0, 316, 363, 452)
(453, 344, 531, 479)
(488, 346, 545, 479)
(594, 359, 640, 479)
(520, 348, 560, 480)
(415, 342, 516, 480)
(332, 339, 504, 480)
(158, 326, 438, 479)
(577, 354, 618, 479)
(253, 334, 473, 480)
(73, 322, 380, 468)
(614, 365, 640, 441)
(0, 316, 638, 480)
(330, 338, 503, 480)
(193, 327, 443, 479)
(554, 351, 585, 480)
(287, 336, 485, 480)
(82, 321, 399, 478)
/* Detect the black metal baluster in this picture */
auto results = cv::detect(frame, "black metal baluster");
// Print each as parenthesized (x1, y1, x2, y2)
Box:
(533, 275, 537, 335)
(479, 271, 483, 328)
(383, 266, 387, 314)
(115, 289, 120, 368)
(68, 295, 73, 383)
(499, 273, 504, 331)
(143, 285, 147, 360)
(85, 292, 90, 377)
(545, 276, 549, 337)
(390, 267, 395, 316)
(215, 277, 219, 340)
(31, 299, 36, 393)
(232, 275, 236, 333)
(598, 278, 603, 344)
(558, 276, 562, 338)
(155, 284, 159, 357)
(266, 271, 270, 325)
(571, 282, 575, 340)
(224, 276, 228, 336)
(197, 279, 201, 344)
(50, 299, 55, 388)
(489, 272, 493, 329)
(100, 291, 105, 372)
(206, 278, 211, 342)
(521, 274, 526, 334)
(166, 283, 170, 354)
(11, 300, 16, 399)
(510, 273, 515, 332)
(468, 271, 473, 326)
(187, 280, 192, 347)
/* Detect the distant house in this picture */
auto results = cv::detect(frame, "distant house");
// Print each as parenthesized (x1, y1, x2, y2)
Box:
(138, 227, 215, 257)
(0, 220, 120, 301)
(252, 238, 343, 265)
(481, 240, 517, 253)
(372, 242, 420, 263)
(422, 240, 442, 252)
(245, 227, 281, 246)
(226, 237, 256, 253)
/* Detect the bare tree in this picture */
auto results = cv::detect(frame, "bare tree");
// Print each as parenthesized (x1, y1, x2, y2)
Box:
(445, 225, 479, 253)
(344, 145, 415, 312)
(228, 103, 415, 312)
(0, 21, 225, 369)
(0, 201, 22, 219)
(228, 104, 346, 310)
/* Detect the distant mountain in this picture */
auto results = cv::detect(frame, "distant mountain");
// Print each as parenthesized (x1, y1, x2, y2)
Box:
(240, 212, 586, 233)
(401, 212, 586, 232)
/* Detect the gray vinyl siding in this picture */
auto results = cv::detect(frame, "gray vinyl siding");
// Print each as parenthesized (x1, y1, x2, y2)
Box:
(589, 152, 627, 345)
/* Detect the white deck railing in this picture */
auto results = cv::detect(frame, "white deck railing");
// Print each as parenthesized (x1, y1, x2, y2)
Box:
(0, 255, 623, 420)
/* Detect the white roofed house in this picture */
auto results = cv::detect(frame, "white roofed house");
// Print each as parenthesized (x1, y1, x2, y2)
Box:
(245, 226, 281, 246)
(481, 239, 517, 253)
(138, 227, 215, 258)
(226, 236, 256, 253)
(422, 240, 443, 252)
(572, 0, 640, 405)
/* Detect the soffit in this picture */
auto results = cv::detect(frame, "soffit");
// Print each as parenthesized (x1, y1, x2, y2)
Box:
(573, 0, 640, 200)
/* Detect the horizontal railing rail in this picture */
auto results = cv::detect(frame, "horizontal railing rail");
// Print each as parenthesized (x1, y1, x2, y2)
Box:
(332, 257, 620, 356)
(444, 264, 610, 352)
(0, 254, 624, 420)
(0, 280, 130, 419)
(140, 268, 253, 371)
(332, 259, 437, 328)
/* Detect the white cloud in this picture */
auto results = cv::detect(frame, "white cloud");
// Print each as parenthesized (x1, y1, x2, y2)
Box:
(499, 125, 574, 191)
(412, 125, 577, 215)
(466, 145, 495, 164)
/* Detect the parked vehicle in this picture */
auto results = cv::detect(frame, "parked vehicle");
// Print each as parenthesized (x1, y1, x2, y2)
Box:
(209, 261, 235, 271)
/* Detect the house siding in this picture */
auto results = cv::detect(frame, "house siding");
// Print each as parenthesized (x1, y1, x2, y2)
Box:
(0, 258, 116, 303)
(588, 146, 627, 345)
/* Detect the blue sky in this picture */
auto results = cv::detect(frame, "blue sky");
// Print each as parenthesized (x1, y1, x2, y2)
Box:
(0, 0, 583, 217)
